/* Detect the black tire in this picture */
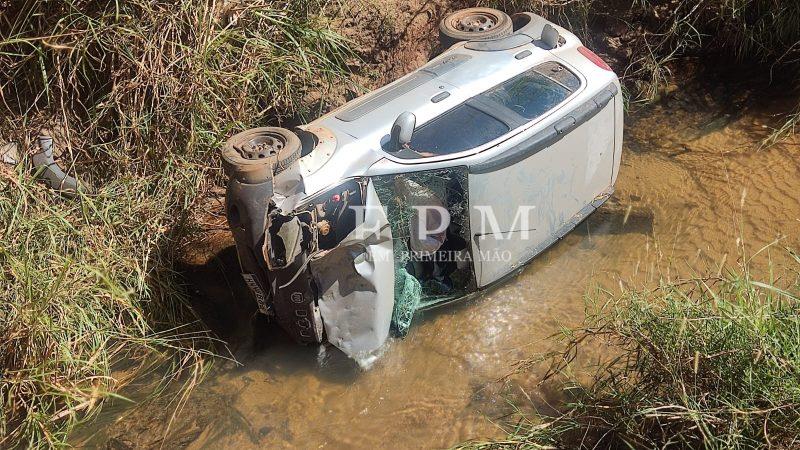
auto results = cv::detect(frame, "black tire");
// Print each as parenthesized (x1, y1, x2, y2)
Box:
(221, 127, 301, 184)
(439, 7, 514, 49)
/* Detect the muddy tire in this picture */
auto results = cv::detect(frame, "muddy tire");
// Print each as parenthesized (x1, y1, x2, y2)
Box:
(222, 127, 301, 184)
(439, 8, 513, 49)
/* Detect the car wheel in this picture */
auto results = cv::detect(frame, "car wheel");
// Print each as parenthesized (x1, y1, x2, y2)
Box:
(221, 127, 301, 184)
(439, 7, 514, 49)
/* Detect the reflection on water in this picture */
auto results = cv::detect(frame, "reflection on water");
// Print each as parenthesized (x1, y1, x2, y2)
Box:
(75, 71, 800, 449)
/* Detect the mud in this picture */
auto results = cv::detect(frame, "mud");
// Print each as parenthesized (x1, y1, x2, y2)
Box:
(71, 5, 800, 450)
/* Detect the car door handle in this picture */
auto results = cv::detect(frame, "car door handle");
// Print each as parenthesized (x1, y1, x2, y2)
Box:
(553, 116, 576, 134)
(593, 89, 615, 109)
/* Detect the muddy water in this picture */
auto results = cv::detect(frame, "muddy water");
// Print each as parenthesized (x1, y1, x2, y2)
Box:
(75, 71, 800, 449)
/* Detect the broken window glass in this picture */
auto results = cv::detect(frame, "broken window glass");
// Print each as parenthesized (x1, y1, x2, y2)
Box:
(482, 66, 573, 120)
(373, 167, 476, 336)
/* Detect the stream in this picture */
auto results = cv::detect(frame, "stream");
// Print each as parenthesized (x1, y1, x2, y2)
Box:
(74, 63, 800, 449)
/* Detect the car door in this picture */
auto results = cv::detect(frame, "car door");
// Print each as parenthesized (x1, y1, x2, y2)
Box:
(467, 64, 618, 287)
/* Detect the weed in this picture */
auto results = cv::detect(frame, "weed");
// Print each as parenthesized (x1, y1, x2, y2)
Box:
(0, 1, 352, 447)
(457, 251, 800, 449)
(0, 159, 218, 447)
(0, 0, 352, 178)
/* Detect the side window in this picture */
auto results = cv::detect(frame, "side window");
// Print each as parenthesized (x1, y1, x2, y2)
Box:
(398, 62, 579, 159)
(406, 105, 509, 158)
(481, 64, 575, 120)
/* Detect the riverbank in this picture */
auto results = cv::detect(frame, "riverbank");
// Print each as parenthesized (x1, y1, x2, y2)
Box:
(458, 252, 800, 448)
(71, 58, 800, 449)
(1, 1, 353, 446)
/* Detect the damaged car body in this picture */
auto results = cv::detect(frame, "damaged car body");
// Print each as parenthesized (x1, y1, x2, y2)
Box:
(221, 10, 623, 364)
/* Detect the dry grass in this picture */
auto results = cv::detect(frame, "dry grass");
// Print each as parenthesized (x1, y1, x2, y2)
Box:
(458, 250, 800, 449)
(0, 0, 352, 178)
(0, 1, 352, 447)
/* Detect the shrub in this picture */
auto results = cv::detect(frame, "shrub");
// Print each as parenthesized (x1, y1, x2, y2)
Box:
(458, 252, 800, 449)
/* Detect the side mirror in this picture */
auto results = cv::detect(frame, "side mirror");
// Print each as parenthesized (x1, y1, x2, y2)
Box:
(540, 24, 560, 50)
(388, 112, 416, 152)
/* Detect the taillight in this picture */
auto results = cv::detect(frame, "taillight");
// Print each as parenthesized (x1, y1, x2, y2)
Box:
(578, 46, 612, 71)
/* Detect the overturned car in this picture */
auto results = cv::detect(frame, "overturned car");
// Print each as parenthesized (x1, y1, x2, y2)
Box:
(221, 9, 623, 364)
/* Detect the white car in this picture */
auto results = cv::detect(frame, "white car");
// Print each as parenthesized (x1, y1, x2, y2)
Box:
(221, 8, 623, 364)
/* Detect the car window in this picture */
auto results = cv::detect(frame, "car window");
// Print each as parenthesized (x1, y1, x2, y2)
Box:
(398, 62, 579, 159)
(535, 61, 581, 91)
(407, 105, 509, 157)
(481, 67, 573, 120)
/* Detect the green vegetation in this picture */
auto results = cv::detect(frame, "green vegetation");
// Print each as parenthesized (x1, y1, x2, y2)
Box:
(485, 0, 800, 103)
(1, 0, 351, 176)
(0, 160, 213, 447)
(458, 251, 800, 449)
(0, 0, 351, 447)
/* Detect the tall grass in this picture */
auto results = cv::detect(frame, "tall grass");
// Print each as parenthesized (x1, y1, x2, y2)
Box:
(0, 159, 216, 447)
(718, 0, 800, 64)
(624, 0, 800, 103)
(482, 0, 800, 103)
(458, 251, 800, 449)
(0, 0, 352, 447)
(0, 0, 352, 177)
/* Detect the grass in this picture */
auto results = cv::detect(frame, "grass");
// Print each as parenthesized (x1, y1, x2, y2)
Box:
(457, 250, 800, 449)
(0, 0, 352, 447)
(0, 159, 216, 447)
(760, 106, 800, 150)
(2, 0, 798, 447)
(482, 0, 800, 104)
(0, 0, 352, 177)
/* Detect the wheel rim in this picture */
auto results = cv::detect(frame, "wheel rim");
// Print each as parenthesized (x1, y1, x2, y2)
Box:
(234, 132, 286, 161)
(454, 12, 497, 33)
